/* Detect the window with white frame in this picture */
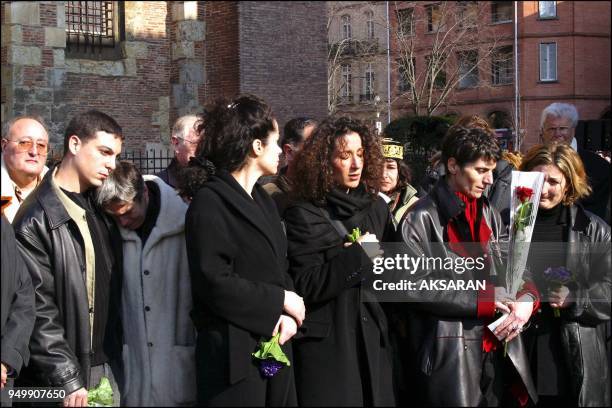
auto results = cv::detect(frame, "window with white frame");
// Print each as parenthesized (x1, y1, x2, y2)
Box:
(341, 64, 352, 100)
(458, 50, 478, 88)
(363, 63, 375, 101)
(492, 45, 513, 85)
(397, 8, 414, 36)
(366, 11, 375, 39)
(427, 4, 446, 33)
(458, 1, 479, 28)
(341, 14, 352, 40)
(539, 43, 557, 81)
(398, 58, 415, 92)
(538, 1, 557, 19)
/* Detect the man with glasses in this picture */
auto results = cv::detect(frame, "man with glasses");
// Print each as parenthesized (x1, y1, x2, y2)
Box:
(156, 114, 201, 189)
(1, 116, 49, 223)
(540, 103, 610, 223)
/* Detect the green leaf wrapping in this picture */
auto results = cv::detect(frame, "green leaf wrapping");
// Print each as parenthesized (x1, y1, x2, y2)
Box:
(251, 333, 291, 366)
(347, 227, 362, 243)
(87, 376, 113, 406)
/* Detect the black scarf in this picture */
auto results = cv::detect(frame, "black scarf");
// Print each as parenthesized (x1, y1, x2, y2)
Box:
(326, 183, 376, 220)
(285, 183, 376, 258)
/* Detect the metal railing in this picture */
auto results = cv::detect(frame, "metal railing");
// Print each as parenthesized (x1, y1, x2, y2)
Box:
(48, 148, 174, 175)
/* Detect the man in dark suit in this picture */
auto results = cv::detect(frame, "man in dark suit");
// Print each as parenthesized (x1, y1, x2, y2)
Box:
(1, 198, 35, 405)
(540, 103, 610, 224)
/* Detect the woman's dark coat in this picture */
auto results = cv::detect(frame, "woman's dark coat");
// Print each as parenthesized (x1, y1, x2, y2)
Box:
(523, 204, 611, 406)
(185, 171, 297, 406)
(284, 188, 396, 407)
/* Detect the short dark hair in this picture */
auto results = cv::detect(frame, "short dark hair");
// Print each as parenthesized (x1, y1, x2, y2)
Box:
(64, 110, 123, 155)
(281, 117, 317, 147)
(440, 126, 501, 172)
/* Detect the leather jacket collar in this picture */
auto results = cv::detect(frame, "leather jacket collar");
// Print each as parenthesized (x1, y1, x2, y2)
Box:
(33, 166, 73, 230)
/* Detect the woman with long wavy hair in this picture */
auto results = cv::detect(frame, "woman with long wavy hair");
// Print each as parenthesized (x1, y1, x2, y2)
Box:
(283, 116, 396, 406)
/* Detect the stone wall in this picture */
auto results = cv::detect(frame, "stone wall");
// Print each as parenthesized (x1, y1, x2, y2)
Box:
(2, 1, 329, 149)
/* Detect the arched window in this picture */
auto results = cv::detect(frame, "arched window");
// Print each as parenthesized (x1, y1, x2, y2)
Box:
(341, 64, 352, 100)
(341, 14, 352, 40)
(365, 10, 375, 39)
(487, 110, 512, 129)
(363, 63, 375, 101)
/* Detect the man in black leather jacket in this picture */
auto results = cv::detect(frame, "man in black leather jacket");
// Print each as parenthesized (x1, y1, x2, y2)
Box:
(398, 127, 539, 406)
(1, 207, 35, 404)
(12, 110, 124, 407)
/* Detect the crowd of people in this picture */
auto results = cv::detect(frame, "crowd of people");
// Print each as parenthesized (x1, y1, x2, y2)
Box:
(1, 97, 610, 407)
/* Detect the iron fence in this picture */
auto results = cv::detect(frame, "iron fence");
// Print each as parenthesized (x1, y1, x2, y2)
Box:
(48, 148, 174, 175)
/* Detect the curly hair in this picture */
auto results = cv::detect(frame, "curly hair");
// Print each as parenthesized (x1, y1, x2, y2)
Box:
(290, 116, 383, 204)
(520, 143, 591, 205)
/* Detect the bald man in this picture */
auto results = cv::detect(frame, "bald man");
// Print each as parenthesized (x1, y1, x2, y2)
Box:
(1, 116, 49, 223)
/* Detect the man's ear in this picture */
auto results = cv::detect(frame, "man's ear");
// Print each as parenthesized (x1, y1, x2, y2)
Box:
(67, 135, 81, 155)
(282, 144, 293, 160)
(170, 136, 179, 147)
(447, 157, 458, 175)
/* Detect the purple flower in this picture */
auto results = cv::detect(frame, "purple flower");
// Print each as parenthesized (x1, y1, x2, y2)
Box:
(543, 266, 572, 285)
(259, 359, 284, 378)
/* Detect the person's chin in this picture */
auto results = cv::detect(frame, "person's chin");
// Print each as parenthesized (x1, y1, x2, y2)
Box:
(470, 190, 484, 199)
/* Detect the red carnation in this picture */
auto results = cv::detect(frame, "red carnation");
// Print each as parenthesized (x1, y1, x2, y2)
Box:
(516, 186, 533, 203)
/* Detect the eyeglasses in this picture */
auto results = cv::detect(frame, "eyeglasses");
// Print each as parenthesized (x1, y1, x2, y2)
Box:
(544, 126, 571, 134)
(4, 138, 49, 155)
(177, 137, 199, 146)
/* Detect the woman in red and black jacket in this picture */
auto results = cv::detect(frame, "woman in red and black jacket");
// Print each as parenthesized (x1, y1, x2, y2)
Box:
(397, 126, 540, 407)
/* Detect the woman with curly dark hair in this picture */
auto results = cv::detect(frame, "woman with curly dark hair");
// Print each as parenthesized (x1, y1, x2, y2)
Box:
(284, 116, 396, 406)
(183, 94, 304, 406)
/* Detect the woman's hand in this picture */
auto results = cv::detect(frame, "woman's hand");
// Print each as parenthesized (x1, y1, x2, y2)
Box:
(272, 314, 298, 345)
(283, 290, 305, 327)
(493, 294, 534, 342)
(549, 285, 572, 310)
(344, 232, 384, 260)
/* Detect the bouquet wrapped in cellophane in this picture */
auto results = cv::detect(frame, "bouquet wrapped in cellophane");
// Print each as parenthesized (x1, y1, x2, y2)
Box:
(488, 171, 544, 342)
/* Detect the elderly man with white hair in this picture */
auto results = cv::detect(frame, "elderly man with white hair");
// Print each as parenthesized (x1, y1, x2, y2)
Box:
(1, 116, 49, 223)
(156, 114, 201, 189)
(540, 102, 610, 223)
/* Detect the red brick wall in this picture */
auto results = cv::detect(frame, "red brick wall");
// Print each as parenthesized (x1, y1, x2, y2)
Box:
(237, 1, 328, 127)
(389, 1, 610, 152)
(204, 1, 240, 102)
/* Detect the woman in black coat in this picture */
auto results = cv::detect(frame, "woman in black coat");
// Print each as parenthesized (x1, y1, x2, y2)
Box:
(520, 144, 611, 406)
(182, 95, 305, 406)
(284, 117, 396, 406)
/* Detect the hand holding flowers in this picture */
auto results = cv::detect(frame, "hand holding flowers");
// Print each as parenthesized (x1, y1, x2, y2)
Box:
(543, 266, 573, 317)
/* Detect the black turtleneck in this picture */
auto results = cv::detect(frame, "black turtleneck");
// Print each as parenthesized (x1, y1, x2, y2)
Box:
(526, 203, 571, 397)
(531, 203, 567, 243)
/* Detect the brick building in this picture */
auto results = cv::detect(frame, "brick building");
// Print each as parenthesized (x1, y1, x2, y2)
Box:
(1, 1, 328, 153)
(331, 1, 610, 151)
(327, 1, 390, 131)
